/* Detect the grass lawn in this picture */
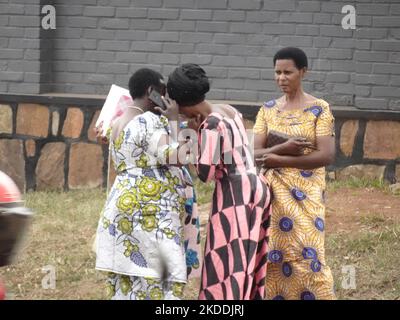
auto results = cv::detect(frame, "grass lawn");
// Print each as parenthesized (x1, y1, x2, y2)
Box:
(0, 178, 399, 300)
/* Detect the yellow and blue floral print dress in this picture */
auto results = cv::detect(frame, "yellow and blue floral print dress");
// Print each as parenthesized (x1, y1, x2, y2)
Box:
(95, 111, 200, 300)
(253, 98, 336, 300)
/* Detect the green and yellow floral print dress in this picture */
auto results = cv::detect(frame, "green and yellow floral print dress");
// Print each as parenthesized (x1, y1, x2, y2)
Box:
(95, 111, 199, 300)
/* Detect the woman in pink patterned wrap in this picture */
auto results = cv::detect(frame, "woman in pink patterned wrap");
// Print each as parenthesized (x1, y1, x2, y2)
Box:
(160, 64, 272, 300)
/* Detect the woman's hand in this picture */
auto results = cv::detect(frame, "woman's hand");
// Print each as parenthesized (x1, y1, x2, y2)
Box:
(155, 96, 179, 121)
(256, 153, 283, 168)
(275, 138, 316, 156)
(94, 121, 109, 144)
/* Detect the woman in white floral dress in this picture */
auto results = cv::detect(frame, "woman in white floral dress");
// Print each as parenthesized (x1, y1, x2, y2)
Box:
(95, 69, 200, 300)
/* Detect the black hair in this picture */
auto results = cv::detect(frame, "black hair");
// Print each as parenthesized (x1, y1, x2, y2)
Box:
(128, 68, 164, 99)
(167, 63, 210, 107)
(273, 47, 308, 70)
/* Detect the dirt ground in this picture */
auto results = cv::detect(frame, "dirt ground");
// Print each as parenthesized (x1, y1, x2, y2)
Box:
(325, 188, 400, 234)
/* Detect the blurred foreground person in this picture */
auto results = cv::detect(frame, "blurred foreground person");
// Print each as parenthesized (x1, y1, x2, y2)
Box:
(0, 171, 34, 300)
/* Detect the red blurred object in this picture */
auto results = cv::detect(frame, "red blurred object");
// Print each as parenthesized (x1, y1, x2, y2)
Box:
(0, 171, 34, 300)
(0, 171, 21, 203)
(0, 280, 5, 300)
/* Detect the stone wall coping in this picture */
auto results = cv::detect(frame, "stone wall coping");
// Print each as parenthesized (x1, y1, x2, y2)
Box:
(1, 93, 400, 121)
(0, 93, 106, 107)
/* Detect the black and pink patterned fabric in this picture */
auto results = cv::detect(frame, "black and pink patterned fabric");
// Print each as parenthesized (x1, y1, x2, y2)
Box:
(196, 107, 272, 300)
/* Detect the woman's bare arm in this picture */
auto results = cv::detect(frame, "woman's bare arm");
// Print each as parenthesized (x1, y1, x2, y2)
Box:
(257, 135, 335, 170)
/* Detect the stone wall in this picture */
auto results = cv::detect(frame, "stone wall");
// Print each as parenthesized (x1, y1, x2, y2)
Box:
(332, 112, 400, 182)
(0, 95, 108, 191)
(1, 94, 400, 191)
(0, 1, 400, 109)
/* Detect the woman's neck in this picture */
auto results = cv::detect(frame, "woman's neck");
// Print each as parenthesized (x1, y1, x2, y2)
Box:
(195, 100, 213, 119)
(284, 87, 305, 104)
(133, 98, 150, 112)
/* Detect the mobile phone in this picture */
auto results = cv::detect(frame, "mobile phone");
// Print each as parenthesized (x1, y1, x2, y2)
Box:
(148, 89, 166, 110)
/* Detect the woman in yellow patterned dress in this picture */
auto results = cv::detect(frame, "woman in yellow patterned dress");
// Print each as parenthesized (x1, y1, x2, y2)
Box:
(254, 47, 336, 300)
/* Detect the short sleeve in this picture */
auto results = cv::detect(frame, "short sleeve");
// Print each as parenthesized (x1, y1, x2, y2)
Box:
(145, 116, 179, 163)
(126, 115, 148, 146)
(316, 102, 335, 137)
(253, 106, 268, 135)
(125, 114, 177, 163)
(147, 129, 177, 162)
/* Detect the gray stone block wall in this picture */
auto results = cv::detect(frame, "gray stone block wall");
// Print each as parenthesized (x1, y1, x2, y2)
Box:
(0, 0, 42, 93)
(0, 0, 399, 109)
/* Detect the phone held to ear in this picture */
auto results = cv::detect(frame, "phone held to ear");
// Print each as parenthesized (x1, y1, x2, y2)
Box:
(148, 89, 166, 110)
